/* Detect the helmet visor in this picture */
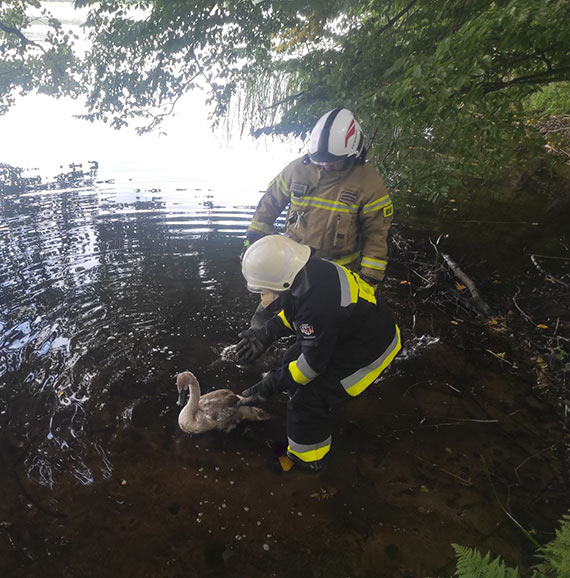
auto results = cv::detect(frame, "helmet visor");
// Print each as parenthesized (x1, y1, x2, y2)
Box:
(246, 283, 264, 294)
(246, 283, 286, 294)
(310, 158, 347, 171)
(309, 150, 345, 164)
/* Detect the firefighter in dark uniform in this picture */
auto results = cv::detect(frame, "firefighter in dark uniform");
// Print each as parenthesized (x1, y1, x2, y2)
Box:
(238, 235, 402, 471)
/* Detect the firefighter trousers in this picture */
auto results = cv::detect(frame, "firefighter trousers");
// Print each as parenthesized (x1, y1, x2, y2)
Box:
(282, 333, 400, 470)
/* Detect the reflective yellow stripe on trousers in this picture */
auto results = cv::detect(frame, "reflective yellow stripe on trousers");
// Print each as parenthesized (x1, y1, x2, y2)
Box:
(288, 435, 332, 463)
(341, 325, 402, 397)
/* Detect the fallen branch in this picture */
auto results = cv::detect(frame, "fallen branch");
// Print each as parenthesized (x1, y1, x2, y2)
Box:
(530, 254, 569, 288)
(441, 253, 492, 316)
(480, 454, 540, 549)
(513, 443, 559, 484)
(390, 420, 498, 434)
(411, 452, 473, 486)
(486, 349, 515, 367)
(512, 288, 535, 325)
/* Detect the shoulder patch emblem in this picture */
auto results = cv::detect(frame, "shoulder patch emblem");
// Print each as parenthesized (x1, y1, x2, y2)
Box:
(299, 323, 315, 337)
(383, 203, 394, 217)
(290, 182, 308, 197)
(340, 191, 358, 204)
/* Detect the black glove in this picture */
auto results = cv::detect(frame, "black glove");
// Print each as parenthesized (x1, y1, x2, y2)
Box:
(235, 326, 274, 363)
(241, 373, 278, 404)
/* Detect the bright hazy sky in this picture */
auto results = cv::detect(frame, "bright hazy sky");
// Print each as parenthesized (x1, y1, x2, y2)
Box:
(0, 91, 299, 189)
(0, 2, 300, 189)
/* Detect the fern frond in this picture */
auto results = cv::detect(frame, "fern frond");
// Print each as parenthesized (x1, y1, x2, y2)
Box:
(452, 544, 520, 578)
(532, 512, 570, 578)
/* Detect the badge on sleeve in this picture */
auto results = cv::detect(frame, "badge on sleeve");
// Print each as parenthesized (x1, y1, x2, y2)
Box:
(299, 323, 316, 338)
(340, 191, 358, 204)
(291, 182, 308, 197)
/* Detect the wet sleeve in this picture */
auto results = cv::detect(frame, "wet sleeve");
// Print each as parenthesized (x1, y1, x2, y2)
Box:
(359, 173, 393, 282)
(246, 166, 292, 243)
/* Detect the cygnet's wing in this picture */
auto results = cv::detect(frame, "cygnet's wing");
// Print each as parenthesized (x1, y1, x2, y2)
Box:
(199, 389, 240, 421)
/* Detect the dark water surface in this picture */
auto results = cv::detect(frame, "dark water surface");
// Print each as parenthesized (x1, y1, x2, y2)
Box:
(1, 173, 568, 577)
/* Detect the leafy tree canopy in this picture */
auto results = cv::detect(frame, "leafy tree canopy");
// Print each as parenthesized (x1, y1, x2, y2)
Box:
(0, 0, 80, 113)
(2, 0, 570, 197)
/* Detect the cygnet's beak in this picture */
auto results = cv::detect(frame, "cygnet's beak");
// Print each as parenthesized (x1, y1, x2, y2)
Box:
(177, 388, 186, 406)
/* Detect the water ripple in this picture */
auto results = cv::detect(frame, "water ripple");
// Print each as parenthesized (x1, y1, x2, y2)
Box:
(0, 178, 262, 485)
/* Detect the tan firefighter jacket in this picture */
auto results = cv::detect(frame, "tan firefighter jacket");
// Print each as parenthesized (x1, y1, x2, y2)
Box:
(247, 157, 393, 281)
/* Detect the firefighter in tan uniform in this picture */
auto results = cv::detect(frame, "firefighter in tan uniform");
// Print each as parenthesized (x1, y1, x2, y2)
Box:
(245, 108, 393, 287)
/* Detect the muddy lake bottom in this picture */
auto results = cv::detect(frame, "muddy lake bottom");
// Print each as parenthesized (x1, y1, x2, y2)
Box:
(1, 183, 569, 577)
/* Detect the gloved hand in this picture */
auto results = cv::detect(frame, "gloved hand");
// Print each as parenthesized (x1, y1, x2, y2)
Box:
(240, 232, 264, 262)
(240, 373, 278, 404)
(235, 326, 274, 363)
(239, 240, 251, 263)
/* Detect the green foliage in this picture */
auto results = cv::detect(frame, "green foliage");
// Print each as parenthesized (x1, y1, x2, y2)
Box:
(443, 512, 570, 578)
(253, 0, 570, 199)
(0, 0, 81, 114)
(532, 512, 570, 577)
(526, 83, 570, 116)
(2, 0, 570, 199)
(452, 544, 520, 578)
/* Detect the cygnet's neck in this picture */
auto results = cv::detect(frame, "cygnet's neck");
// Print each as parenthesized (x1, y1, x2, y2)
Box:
(185, 380, 201, 416)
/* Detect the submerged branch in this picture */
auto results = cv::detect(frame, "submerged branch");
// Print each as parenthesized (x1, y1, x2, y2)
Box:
(530, 254, 570, 288)
(512, 288, 535, 325)
(441, 253, 492, 317)
(480, 454, 541, 549)
(410, 451, 473, 486)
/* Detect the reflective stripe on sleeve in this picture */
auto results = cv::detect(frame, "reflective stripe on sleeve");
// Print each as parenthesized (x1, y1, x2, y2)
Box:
(288, 353, 319, 385)
(278, 310, 292, 330)
(361, 256, 387, 271)
(275, 174, 290, 197)
(362, 195, 392, 214)
(248, 219, 274, 235)
(331, 251, 360, 266)
(341, 325, 402, 397)
(287, 436, 331, 463)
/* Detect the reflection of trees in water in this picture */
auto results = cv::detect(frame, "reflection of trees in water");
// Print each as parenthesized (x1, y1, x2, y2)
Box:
(0, 163, 41, 194)
(0, 184, 253, 486)
(0, 187, 106, 485)
(0, 161, 100, 197)
(0, 189, 99, 372)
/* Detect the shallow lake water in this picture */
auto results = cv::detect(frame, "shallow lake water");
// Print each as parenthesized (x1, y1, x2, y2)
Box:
(0, 167, 568, 578)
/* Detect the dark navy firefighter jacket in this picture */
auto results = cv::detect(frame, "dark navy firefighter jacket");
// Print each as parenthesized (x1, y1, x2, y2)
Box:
(263, 253, 401, 397)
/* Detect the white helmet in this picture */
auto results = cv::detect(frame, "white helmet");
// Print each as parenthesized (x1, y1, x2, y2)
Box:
(242, 235, 311, 293)
(309, 108, 364, 163)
